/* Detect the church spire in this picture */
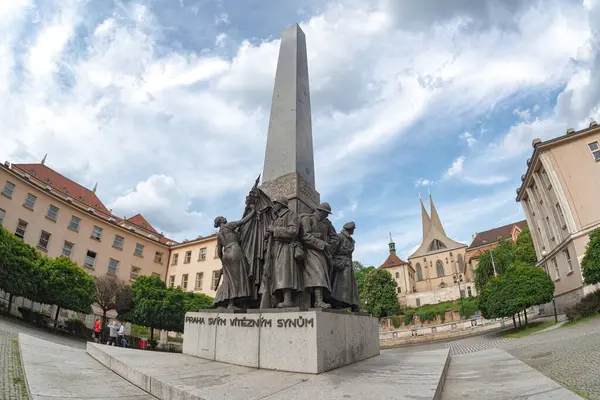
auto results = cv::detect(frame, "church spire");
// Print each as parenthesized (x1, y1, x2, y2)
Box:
(41, 153, 47, 165)
(388, 232, 396, 254)
(419, 193, 431, 240)
(92, 182, 98, 194)
(429, 192, 446, 236)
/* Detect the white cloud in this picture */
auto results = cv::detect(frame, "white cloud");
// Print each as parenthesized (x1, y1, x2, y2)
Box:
(460, 131, 477, 148)
(415, 178, 433, 187)
(443, 156, 465, 179)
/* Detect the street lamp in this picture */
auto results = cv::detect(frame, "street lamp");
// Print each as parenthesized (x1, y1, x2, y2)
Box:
(453, 273, 465, 319)
(541, 250, 558, 323)
(481, 240, 498, 276)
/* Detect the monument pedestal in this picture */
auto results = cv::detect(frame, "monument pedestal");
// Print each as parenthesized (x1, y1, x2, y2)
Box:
(183, 309, 380, 374)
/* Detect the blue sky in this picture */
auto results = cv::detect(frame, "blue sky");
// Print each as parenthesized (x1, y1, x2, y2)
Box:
(1, 0, 599, 267)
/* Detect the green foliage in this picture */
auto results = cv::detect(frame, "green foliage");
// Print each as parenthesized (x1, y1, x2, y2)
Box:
(94, 275, 133, 327)
(474, 229, 537, 291)
(120, 275, 214, 336)
(479, 264, 554, 320)
(439, 309, 446, 323)
(390, 315, 400, 329)
(564, 290, 600, 322)
(354, 263, 375, 306)
(418, 310, 436, 322)
(39, 256, 95, 316)
(18, 307, 47, 327)
(403, 297, 480, 326)
(360, 268, 400, 317)
(0, 227, 42, 310)
(403, 310, 415, 325)
(581, 227, 600, 286)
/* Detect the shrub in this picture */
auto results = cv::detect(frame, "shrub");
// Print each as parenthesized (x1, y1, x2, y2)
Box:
(564, 291, 600, 321)
(18, 308, 47, 327)
(390, 315, 400, 329)
(403, 311, 415, 326)
(417, 310, 436, 322)
(65, 319, 92, 339)
(439, 309, 446, 323)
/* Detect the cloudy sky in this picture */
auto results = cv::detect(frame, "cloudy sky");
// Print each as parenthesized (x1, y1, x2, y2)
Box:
(1, 0, 599, 267)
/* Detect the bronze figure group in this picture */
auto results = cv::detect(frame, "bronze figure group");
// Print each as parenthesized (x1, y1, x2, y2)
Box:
(212, 179, 360, 311)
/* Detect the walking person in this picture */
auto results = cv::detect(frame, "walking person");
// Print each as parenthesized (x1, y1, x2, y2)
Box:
(117, 322, 125, 347)
(93, 319, 101, 343)
(108, 321, 118, 346)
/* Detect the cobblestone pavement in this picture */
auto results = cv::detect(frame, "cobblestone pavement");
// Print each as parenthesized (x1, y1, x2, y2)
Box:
(388, 317, 600, 399)
(0, 330, 28, 400)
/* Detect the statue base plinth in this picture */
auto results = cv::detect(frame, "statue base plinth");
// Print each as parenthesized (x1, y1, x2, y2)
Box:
(183, 309, 380, 374)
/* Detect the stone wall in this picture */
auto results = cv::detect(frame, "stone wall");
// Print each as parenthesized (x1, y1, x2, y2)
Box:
(379, 309, 462, 331)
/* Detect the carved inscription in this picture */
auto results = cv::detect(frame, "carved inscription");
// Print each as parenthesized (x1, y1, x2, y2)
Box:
(185, 315, 314, 329)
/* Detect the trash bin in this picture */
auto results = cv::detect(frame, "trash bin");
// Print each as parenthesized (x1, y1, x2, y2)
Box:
(139, 339, 148, 350)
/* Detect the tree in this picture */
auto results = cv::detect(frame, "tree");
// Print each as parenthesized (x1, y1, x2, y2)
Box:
(479, 264, 554, 327)
(360, 268, 399, 317)
(581, 227, 600, 286)
(119, 275, 166, 342)
(94, 275, 133, 328)
(40, 256, 95, 327)
(184, 291, 213, 312)
(514, 228, 537, 266)
(0, 227, 42, 315)
(474, 240, 515, 290)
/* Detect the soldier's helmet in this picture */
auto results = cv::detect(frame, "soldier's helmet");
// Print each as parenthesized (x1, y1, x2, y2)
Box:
(316, 202, 332, 214)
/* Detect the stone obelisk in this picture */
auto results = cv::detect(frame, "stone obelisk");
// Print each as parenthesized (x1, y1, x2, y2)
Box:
(260, 23, 320, 214)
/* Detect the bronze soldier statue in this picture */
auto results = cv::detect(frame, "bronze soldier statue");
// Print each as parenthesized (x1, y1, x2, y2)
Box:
(212, 206, 256, 310)
(330, 221, 360, 312)
(265, 197, 303, 308)
(299, 202, 340, 308)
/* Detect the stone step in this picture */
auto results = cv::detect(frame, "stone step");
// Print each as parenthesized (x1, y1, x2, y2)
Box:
(18, 334, 155, 400)
(440, 348, 583, 399)
(87, 342, 451, 400)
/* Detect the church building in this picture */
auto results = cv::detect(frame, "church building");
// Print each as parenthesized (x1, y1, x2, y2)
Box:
(380, 194, 476, 308)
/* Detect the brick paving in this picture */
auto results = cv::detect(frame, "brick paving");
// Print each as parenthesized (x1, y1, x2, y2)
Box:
(0, 330, 28, 400)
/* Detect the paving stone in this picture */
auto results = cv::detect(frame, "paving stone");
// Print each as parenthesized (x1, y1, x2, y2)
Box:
(0, 330, 28, 400)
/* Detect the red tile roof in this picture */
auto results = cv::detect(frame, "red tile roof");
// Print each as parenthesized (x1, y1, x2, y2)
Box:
(125, 213, 158, 234)
(10, 163, 177, 246)
(13, 163, 111, 214)
(468, 220, 528, 249)
(379, 252, 409, 269)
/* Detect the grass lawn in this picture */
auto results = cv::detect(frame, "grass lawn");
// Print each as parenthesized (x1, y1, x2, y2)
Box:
(562, 312, 600, 328)
(499, 320, 557, 338)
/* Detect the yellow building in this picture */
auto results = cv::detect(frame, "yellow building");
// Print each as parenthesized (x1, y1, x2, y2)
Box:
(0, 160, 176, 321)
(378, 234, 413, 307)
(516, 121, 600, 311)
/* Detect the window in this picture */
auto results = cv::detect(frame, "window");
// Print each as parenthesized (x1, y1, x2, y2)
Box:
(564, 249, 573, 273)
(113, 235, 124, 249)
(552, 258, 560, 280)
(2, 181, 15, 198)
(545, 217, 555, 241)
(130, 266, 140, 281)
(199, 247, 207, 261)
(0, 208, 4, 226)
(62, 241, 74, 257)
(467, 286, 472, 298)
(108, 258, 119, 275)
(172, 253, 179, 265)
(154, 251, 163, 263)
(47, 205, 59, 221)
(556, 203, 567, 229)
(184, 251, 192, 264)
(436, 260, 445, 277)
(134, 243, 144, 257)
(416, 263, 423, 281)
(84, 250, 97, 269)
(588, 142, 600, 161)
(181, 274, 188, 289)
(38, 231, 51, 251)
(23, 193, 37, 209)
(91, 225, 103, 241)
(15, 219, 27, 239)
(397, 287, 401, 293)
(211, 270, 220, 290)
(69, 216, 81, 232)
(195, 272, 204, 290)
(458, 254, 465, 273)
(168, 275, 175, 288)
(416, 299, 421, 307)
(395, 272, 399, 279)
(428, 239, 447, 252)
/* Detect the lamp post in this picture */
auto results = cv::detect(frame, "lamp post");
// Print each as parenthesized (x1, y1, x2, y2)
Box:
(481, 240, 498, 277)
(541, 250, 558, 323)
(453, 273, 465, 318)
